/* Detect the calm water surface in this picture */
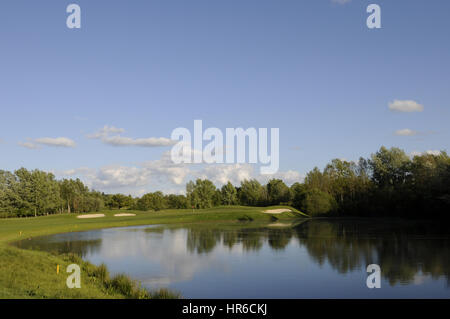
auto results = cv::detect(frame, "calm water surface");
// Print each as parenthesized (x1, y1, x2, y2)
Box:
(16, 219, 450, 298)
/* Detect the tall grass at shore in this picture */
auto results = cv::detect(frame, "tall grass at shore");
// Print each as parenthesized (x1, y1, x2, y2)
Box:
(67, 254, 181, 299)
(0, 245, 180, 299)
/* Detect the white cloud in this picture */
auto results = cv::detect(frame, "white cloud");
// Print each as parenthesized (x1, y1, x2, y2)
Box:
(102, 136, 176, 147)
(193, 164, 255, 186)
(35, 137, 76, 147)
(19, 137, 76, 149)
(58, 151, 192, 193)
(57, 151, 303, 196)
(140, 154, 191, 185)
(19, 141, 41, 149)
(395, 128, 418, 136)
(389, 100, 424, 112)
(97, 228, 225, 286)
(264, 170, 304, 185)
(93, 166, 151, 188)
(87, 125, 125, 139)
(88, 125, 175, 147)
(61, 165, 154, 190)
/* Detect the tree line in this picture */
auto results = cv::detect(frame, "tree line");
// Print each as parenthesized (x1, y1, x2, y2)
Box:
(1, 146, 449, 218)
(0, 169, 104, 217)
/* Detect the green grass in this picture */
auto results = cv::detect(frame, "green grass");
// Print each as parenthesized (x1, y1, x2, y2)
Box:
(0, 205, 307, 299)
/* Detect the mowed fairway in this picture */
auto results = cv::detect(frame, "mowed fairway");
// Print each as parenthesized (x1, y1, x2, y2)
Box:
(0, 206, 307, 298)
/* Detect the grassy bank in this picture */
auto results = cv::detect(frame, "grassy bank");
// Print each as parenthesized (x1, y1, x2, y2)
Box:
(0, 205, 306, 298)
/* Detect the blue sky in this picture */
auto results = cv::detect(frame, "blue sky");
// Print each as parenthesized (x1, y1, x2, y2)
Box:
(1, 0, 449, 195)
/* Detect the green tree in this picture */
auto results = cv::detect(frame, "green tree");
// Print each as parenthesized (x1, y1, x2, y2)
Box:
(0, 170, 17, 216)
(60, 179, 76, 213)
(12, 168, 61, 216)
(111, 194, 133, 209)
(186, 179, 217, 209)
(239, 179, 264, 206)
(304, 167, 330, 193)
(220, 182, 238, 205)
(166, 194, 188, 209)
(290, 182, 307, 210)
(266, 179, 291, 205)
(369, 146, 410, 188)
(301, 188, 336, 216)
(137, 192, 167, 211)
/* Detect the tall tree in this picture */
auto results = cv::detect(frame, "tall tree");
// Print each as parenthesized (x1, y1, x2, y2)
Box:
(266, 179, 291, 205)
(137, 192, 166, 211)
(187, 179, 217, 209)
(220, 182, 238, 205)
(239, 179, 264, 206)
(369, 146, 410, 188)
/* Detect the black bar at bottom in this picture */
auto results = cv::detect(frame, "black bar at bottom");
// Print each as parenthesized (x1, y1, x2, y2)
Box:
(1, 299, 449, 318)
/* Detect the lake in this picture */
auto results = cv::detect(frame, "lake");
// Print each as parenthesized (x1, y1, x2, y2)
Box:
(15, 219, 450, 298)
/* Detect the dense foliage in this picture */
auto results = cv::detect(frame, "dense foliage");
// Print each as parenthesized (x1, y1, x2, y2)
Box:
(296, 147, 450, 218)
(1, 147, 449, 218)
(0, 169, 104, 217)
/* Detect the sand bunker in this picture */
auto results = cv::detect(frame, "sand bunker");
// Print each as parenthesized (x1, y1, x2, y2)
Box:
(114, 213, 136, 217)
(262, 209, 292, 214)
(76, 214, 105, 219)
(268, 222, 292, 227)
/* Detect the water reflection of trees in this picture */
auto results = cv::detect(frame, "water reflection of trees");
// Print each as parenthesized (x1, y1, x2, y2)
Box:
(15, 238, 102, 257)
(294, 220, 450, 286)
(187, 229, 222, 254)
(267, 229, 292, 250)
(186, 227, 294, 253)
(187, 228, 263, 253)
(294, 221, 375, 273)
(184, 221, 450, 286)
